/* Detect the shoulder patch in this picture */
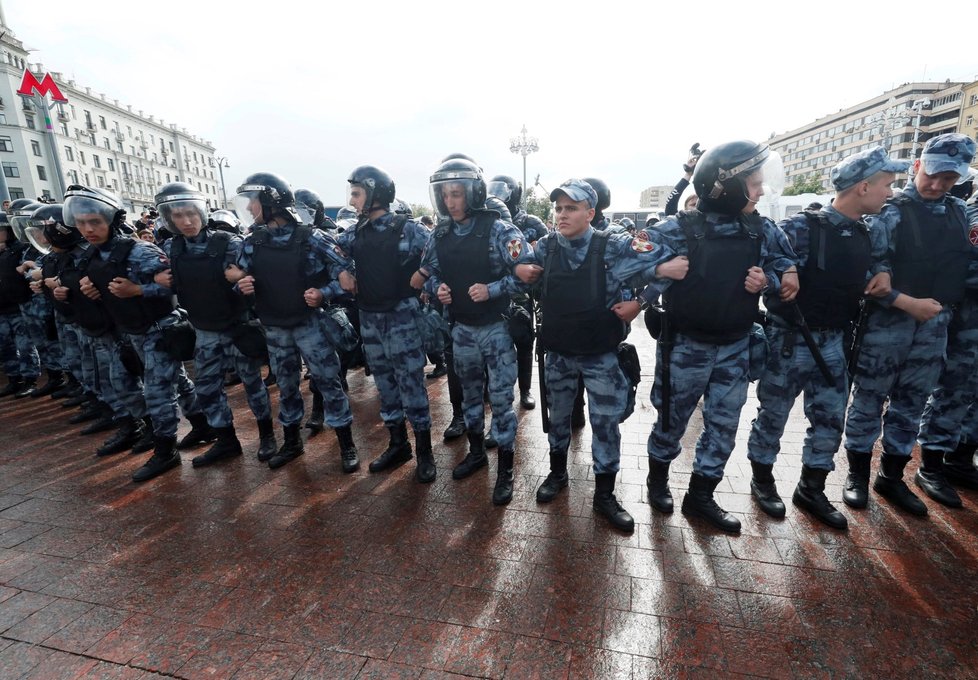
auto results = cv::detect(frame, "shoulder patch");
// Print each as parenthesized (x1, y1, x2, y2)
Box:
(631, 238, 654, 253)
(507, 238, 522, 260)
(637, 230, 650, 242)
(969, 225, 978, 247)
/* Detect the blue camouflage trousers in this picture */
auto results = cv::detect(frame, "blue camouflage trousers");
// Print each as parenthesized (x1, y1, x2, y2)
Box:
(452, 320, 517, 448)
(917, 297, 978, 453)
(845, 305, 951, 458)
(265, 312, 352, 428)
(546, 350, 627, 474)
(128, 324, 202, 438)
(0, 310, 39, 379)
(58, 320, 96, 395)
(20, 297, 63, 371)
(359, 299, 431, 430)
(90, 334, 145, 420)
(748, 325, 848, 471)
(193, 328, 271, 428)
(960, 402, 978, 446)
(648, 333, 750, 480)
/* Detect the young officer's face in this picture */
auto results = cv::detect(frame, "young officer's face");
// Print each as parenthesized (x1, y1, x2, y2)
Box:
(441, 184, 468, 222)
(75, 213, 111, 245)
(553, 194, 594, 239)
(913, 161, 960, 200)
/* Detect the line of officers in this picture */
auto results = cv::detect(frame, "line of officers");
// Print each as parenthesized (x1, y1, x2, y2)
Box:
(1, 133, 977, 536)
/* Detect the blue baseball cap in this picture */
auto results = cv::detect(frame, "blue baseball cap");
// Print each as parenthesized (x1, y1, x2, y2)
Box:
(550, 178, 598, 209)
(921, 133, 976, 178)
(831, 146, 909, 191)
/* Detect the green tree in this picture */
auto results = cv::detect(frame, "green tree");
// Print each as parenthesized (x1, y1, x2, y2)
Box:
(523, 186, 552, 223)
(783, 173, 825, 196)
(409, 202, 433, 218)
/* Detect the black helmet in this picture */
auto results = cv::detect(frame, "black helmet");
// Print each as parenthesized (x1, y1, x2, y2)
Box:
(441, 152, 479, 166)
(63, 184, 127, 232)
(295, 188, 326, 227)
(581, 177, 610, 213)
(618, 217, 635, 232)
(155, 182, 208, 235)
(9, 200, 42, 243)
(234, 172, 299, 227)
(391, 199, 413, 216)
(30, 203, 80, 253)
(488, 175, 522, 215)
(208, 209, 242, 235)
(347, 166, 396, 216)
(485, 195, 512, 221)
(429, 158, 486, 219)
(692, 140, 770, 214)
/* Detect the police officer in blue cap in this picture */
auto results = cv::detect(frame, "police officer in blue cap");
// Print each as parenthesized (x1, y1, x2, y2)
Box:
(746, 146, 905, 529)
(844, 132, 978, 515)
(517, 179, 682, 532)
(641, 140, 798, 534)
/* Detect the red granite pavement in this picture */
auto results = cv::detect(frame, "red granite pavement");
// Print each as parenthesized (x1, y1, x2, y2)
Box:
(1, 327, 977, 679)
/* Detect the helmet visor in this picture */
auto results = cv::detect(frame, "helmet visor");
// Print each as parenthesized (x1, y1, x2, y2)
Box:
(232, 190, 263, 228)
(158, 197, 207, 235)
(63, 194, 117, 229)
(487, 181, 513, 203)
(9, 211, 33, 243)
(429, 178, 480, 221)
(24, 225, 51, 254)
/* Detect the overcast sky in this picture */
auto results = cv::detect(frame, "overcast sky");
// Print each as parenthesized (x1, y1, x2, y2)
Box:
(8, 0, 977, 210)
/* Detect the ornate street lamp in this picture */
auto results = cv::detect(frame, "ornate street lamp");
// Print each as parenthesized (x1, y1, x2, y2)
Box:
(509, 125, 539, 207)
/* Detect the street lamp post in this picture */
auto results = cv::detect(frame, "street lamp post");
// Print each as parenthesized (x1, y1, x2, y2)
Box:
(509, 125, 538, 207)
(908, 98, 932, 171)
(216, 156, 230, 209)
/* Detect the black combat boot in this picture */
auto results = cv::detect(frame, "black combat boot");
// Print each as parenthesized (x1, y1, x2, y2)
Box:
(52, 375, 81, 400)
(915, 448, 962, 508)
(520, 391, 536, 410)
(750, 461, 786, 518)
(131, 416, 155, 454)
(593, 473, 635, 533)
(792, 465, 848, 530)
(944, 441, 978, 489)
(414, 429, 435, 483)
(536, 449, 569, 503)
(80, 404, 118, 435)
(61, 389, 90, 408)
(453, 431, 488, 480)
(0, 377, 24, 398)
(192, 426, 243, 468)
(647, 459, 674, 513)
(873, 454, 927, 516)
(493, 448, 514, 505)
(682, 473, 741, 534)
(335, 424, 360, 473)
(256, 418, 278, 462)
(268, 424, 304, 469)
(132, 436, 180, 482)
(95, 416, 142, 457)
(14, 377, 37, 398)
(368, 420, 412, 472)
(68, 397, 104, 424)
(304, 390, 325, 433)
(443, 412, 466, 440)
(29, 369, 66, 398)
(843, 449, 872, 509)
(177, 412, 217, 450)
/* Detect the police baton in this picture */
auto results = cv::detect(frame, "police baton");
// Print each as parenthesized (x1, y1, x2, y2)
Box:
(789, 304, 835, 385)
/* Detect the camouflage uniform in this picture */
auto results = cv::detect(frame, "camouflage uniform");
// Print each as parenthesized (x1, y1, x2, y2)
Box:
(19, 251, 63, 373)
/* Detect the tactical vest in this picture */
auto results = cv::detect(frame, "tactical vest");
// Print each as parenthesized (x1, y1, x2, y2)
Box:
(889, 195, 969, 305)
(85, 238, 175, 335)
(59, 252, 114, 336)
(434, 213, 509, 326)
(664, 210, 763, 344)
(0, 241, 31, 311)
(539, 231, 624, 355)
(351, 215, 420, 313)
(41, 251, 76, 322)
(249, 224, 328, 328)
(170, 231, 246, 331)
(792, 210, 872, 329)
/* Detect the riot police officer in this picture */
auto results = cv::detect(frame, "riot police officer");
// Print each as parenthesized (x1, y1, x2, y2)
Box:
(845, 133, 978, 514)
(417, 158, 531, 505)
(154, 182, 276, 467)
(336, 166, 435, 482)
(226, 172, 359, 472)
(642, 140, 798, 534)
(0, 206, 40, 397)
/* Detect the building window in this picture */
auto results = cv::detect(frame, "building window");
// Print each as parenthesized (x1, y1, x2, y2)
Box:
(25, 115, 35, 130)
(0, 136, 11, 152)
(127, 125, 132, 137)
(103, 138, 110, 149)
(8, 187, 24, 200)
(37, 165, 46, 181)
(169, 141, 174, 152)
(64, 146, 74, 161)
(68, 170, 78, 184)
(93, 155, 101, 168)
(0, 113, 7, 124)
(79, 151, 85, 165)
(60, 123, 68, 136)
(107, 158, 114, 171)
(99, 115, 107, 130)
(96, 175, 104, 188)
(166, 173, 170, 182)
(130, 146, 135, 156)
(2, 162, 19, 178)
(968, 115, 975, 127)
(31, 140, 41, 156)
(111, 180, 118, 190)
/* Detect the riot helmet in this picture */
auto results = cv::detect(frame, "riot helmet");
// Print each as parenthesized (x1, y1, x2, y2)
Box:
(692, 140, 783, 215)
(9, 200, 42, 243)
(30, 203, 79, 253)
(618, 217, 636, 233)
(295, 188, 326, 227)
(346, 166, 396, 216)
(950, 168, 976, 201)
(429, 158, 486, 221)
(335, 206, 358, 232)
(391, 199, 413, 216)
(441, 152, 479, 165)
(488, 175, 522, 216)
(63, 184, 127, 233)
(581, 178, 611, 213)
(233, 172, 299, 228)
(155, 182, 208, 236)
(209, 209, 242, 235)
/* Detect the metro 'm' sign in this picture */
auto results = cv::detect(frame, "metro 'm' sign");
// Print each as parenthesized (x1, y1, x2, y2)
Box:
(17, 70, 67, 103)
